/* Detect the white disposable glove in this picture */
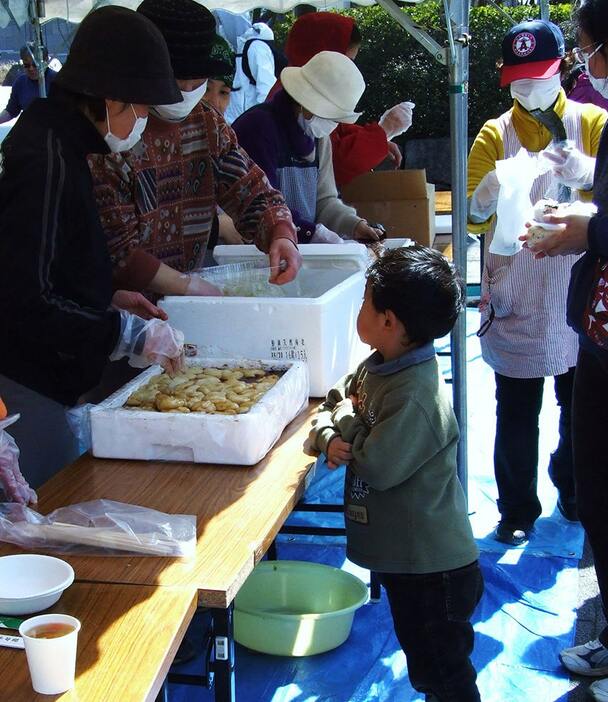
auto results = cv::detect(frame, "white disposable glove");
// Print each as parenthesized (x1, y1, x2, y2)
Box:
(311, 224, 345, 244)
(110, 311, 185, 375)
(379, 101, 414, 140)
(181, 274, 223, 296)
(468, 170, 500, 223)
(0, 416, 37, 505)
(540, 143, 595, 190)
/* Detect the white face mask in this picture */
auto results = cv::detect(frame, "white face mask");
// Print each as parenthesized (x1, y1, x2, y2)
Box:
(152, 81, 208, 122)
(104, 104, 147, 153)
(298, 112, 338, 139)
(583, 49, 608, 97)
(510, 74, 562, 112)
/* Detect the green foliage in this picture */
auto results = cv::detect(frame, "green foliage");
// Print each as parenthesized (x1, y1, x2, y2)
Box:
(273, 3, 575, 139)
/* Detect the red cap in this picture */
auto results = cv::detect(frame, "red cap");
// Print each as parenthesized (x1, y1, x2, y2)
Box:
(500, 57, 562, 87)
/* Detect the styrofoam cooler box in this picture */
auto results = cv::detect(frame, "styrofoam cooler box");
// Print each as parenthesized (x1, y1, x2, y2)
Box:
(160, 245, 370, 397)
(90, 358, 309, 465)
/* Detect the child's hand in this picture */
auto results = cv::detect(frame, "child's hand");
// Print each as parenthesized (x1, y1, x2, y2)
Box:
(326, 436, 353, 469)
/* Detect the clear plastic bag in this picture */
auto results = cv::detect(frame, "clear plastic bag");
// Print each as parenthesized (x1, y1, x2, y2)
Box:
(0, 499, 196, 558)
(197, 260, 287, 297)
(491, 148, 541, 257)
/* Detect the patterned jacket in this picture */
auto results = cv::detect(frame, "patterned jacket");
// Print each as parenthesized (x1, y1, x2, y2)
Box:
(89, 100, 297, 291)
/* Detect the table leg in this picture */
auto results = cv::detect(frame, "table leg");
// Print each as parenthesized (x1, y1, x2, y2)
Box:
(212, 604, 235, 702)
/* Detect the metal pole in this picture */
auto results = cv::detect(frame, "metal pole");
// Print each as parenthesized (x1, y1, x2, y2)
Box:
(446, 0, 470, 497)
(29, 0, 47, 99)
(539, 0, 550, 21)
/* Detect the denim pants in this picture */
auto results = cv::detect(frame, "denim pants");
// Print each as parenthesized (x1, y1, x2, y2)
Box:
(377, 561, 484, 702)
(494, 369, 575, 526)
(572, 349, 608, 645)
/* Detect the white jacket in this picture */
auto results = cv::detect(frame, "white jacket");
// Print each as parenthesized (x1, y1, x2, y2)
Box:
(225, 23, 276, 124)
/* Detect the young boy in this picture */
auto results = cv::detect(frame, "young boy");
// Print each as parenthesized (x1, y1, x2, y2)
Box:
(309, 245, 483, 702)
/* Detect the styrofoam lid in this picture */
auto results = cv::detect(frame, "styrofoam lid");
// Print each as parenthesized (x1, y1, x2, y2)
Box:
(213, 243, 370, 269)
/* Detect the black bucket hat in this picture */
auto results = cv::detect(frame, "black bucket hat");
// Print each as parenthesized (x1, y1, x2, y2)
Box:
(55, 6, 181, 105)
(138, 0, 233, 80)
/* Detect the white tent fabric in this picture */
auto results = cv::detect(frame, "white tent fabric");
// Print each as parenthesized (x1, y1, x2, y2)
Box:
(0, 0, 374, 29)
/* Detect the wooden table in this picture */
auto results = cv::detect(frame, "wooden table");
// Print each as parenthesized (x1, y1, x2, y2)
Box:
(0, 402, 319, 702)
(0, 582, 197, 702)
(435, 190, 452, 214)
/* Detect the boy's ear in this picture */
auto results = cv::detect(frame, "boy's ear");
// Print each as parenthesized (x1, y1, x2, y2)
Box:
(384, 309, 399, 329)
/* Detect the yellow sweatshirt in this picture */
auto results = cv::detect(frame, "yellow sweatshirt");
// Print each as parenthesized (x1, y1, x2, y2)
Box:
(467, 90, 607, 233)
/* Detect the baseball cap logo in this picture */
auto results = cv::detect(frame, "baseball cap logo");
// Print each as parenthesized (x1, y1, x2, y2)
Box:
(512, 32, 536, 57)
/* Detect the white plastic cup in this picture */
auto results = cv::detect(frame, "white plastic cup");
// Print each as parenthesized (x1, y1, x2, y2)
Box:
(19, 614, 81, 695)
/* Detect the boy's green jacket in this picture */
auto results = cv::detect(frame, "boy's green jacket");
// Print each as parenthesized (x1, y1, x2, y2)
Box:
(309, 346, 479, 574)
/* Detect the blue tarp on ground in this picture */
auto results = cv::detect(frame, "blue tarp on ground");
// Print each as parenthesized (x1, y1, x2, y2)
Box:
(170, 310, 584, 702)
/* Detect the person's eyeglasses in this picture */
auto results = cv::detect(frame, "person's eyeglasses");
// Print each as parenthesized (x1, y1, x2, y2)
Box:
(572, 42, 604, 64)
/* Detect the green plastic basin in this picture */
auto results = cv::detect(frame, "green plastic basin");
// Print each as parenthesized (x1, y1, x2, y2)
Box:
(234, 560, 368, 657)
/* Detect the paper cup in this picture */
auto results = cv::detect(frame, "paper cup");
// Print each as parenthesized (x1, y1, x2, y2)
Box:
(19, 614, 81, 695)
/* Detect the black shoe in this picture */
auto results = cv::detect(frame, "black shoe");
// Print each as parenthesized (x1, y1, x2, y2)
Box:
(557, 495, 579, 522)
(494, 521, 532, 546)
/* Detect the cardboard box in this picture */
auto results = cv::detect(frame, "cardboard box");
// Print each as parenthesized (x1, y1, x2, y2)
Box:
(341, 170, 436, 247)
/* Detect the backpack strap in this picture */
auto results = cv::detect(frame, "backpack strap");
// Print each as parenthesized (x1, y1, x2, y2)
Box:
(237, 38, 258, 86)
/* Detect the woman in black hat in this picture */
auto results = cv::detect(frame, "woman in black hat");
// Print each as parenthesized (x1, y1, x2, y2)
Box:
(0, 6, 185, 488)
(90, 0, 301, 300)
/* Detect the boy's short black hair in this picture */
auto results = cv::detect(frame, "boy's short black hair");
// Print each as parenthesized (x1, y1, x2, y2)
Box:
(365, 244, 466, 343)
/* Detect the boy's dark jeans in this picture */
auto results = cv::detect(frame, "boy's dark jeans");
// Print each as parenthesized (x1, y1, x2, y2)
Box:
(377, 561, 484, 702)
(494, 369, 575, 526)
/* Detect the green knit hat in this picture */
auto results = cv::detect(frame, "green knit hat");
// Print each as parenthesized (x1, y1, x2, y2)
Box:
(209, 35, 235, 88)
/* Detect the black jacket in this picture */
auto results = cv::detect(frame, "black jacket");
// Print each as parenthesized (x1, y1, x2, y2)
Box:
(0, 96, 121, 405)
(567, 122, 608, 361)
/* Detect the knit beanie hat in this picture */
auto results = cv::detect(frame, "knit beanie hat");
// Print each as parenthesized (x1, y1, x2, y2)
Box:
(209, 36, 236, 88)
(285, 12, 356, 67)
(138, 0, 232, 80)
(55, 6, 181, 105)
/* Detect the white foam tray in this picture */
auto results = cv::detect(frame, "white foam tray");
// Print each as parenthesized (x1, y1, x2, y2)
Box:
(90, 358, 309, 466)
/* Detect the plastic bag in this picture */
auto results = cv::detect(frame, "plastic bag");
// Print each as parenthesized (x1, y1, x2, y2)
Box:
(0, 415, 37, 506)
(0, 499, 196, 558)
(65, 403, 94, 454)
(491, 148, 540, 256)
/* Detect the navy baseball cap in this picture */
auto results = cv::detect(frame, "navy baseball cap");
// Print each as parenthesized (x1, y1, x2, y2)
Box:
(500, 19, 565, 87)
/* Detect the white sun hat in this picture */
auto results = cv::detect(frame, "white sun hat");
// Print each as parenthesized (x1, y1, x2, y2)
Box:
(280, 50, 365, 124)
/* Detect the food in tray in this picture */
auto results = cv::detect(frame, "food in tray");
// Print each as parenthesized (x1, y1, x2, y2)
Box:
(124, 366, 283, 415)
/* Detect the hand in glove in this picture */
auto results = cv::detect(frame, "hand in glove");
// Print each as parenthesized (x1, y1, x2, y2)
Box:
(112, 290, 168, 320)
(311, 224, 344, 244)
(379, 102, 414, 140)
(110, 311, 185, 375)
(468, 170, 500, 223)
(540, 143, 595, 190)
(353, 220, 385, 242)
(181, 274, 223, 296)
(0, 417, 37, 505)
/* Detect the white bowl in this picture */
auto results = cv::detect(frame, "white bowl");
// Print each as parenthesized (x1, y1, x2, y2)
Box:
(0, 554, 74, 615)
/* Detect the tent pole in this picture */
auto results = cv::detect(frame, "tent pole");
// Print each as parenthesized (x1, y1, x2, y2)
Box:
(375, 0, 469, 495)
(446, 0, 470, 497)
(29, 0, 47, 98)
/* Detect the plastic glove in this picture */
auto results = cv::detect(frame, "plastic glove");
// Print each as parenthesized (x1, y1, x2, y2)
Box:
(469, 170, 500, 223)
(111, 290, 168, 320)
(311, 224, 345, 244)
(110, 311, 185, 375)
(379, 102, 414, 140)
(181, 274, 223, 296)
(0, 416, 37, 505)
(540, 142, 595, 190)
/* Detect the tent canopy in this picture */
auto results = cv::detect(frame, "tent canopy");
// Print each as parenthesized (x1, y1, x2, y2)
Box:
(0, 0, 378, 29)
